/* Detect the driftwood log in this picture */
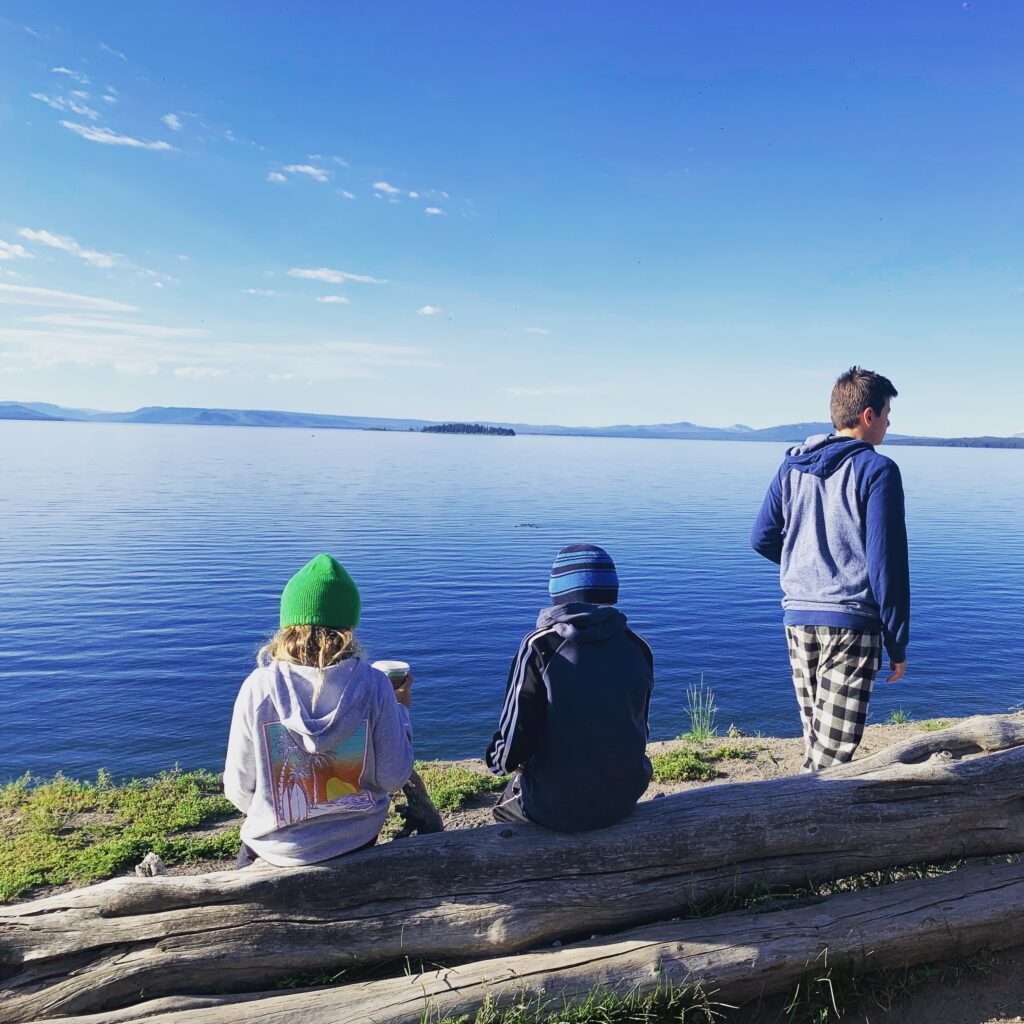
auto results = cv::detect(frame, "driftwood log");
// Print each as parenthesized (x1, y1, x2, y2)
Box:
(2, 715, 1023, 1022)
(41, 860, 1024, 1024)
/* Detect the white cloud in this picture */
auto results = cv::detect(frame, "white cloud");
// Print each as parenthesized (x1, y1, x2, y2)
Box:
(331, 156, 350, 167)
(162, 113, 183, 131)
(52, 67, 90, 84)
(288, 267, 388, 285)
(59, 121, 174, 151)
(525, 327, 551, 335)
(506, 384, 611, 398)
(0, 283, 136, 311)
(177, 254, 190, 262)
(26, 314, 207, 338)
(0, 241, 33, 261)
(408, 191, 419, 199)
(102, 86, 118, 104)
(316, 295, 351, 304)
(173, 366, 229, 379)
(114, 361, 160, 375)
(242, 288, 288, 297)
(31, 92, 100, 120)
(425, 207, 446, 216)
(373, 181, 401, 195)
(339, 190, 356, 199)
(417, 305, 443, 316)
(100, 42, 128, 61)
(266, 171, 287, 184)
(284, 164, 330, 183)
(18, 228, 118, 268)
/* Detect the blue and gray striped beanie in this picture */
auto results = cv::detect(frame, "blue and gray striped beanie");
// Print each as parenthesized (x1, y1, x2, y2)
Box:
(549, 544, 619, 606)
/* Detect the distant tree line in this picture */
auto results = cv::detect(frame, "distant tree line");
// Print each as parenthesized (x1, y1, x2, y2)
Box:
(420, 423, 516, 436)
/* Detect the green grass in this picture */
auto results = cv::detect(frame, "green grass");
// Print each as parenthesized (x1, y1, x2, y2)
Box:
(415, 762, 509, 812)
(683, 676, 718, 742)
(887, 708, 910, 725)
(0, 768, 239, 903)
(650, 742, 760, 784)
(918, 719, 952, 732)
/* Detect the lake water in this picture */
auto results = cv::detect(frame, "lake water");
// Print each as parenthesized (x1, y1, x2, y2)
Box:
(2, 421, 1023, 781)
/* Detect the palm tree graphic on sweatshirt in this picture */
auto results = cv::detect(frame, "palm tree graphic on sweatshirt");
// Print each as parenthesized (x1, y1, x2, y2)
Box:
(264, 721, 371, 827)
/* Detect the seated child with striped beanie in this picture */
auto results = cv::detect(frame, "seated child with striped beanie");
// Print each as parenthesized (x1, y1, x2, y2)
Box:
(484, 544, 654, 832)
(224, 554, 413, 867)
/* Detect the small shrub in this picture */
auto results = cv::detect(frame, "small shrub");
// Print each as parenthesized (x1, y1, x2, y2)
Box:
(650, 749, 716, 783)
(887, 709, 910, 725)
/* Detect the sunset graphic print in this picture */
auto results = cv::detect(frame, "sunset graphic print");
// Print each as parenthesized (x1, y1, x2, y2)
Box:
(264, 720, 373, 827)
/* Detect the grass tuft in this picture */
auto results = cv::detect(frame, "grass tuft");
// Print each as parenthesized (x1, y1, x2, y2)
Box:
(414, 762, 508, 812)
(887, 708, 910, 725)
(0, 768, 238, 903)
(683, 676, 718, 742)
(918, 719, 952, 732)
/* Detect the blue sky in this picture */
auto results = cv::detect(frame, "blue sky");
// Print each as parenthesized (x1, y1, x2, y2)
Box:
(1, 2, 1022, 435)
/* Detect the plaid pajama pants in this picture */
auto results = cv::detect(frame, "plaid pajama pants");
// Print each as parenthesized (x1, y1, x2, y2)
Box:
(785, 626, 882, 772)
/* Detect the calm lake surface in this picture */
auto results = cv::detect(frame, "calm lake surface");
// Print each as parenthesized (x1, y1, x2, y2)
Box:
(2, 421, 1023, 781)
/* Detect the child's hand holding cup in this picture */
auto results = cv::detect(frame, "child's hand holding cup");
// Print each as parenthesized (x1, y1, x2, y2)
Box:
(372, 660, 413, 707)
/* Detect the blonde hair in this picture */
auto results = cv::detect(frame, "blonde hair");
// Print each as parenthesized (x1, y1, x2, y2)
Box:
(258, 624, 361, 703)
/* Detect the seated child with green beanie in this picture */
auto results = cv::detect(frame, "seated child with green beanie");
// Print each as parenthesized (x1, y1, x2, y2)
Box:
(485, 544, 654, 832)
(224, 554, 413, 867)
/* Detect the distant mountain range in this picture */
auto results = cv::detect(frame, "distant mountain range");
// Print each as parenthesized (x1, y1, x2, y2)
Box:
(4, 401, 1023, 448)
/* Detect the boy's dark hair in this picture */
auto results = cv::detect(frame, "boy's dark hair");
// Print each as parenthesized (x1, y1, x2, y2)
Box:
(830, 366, 898, 430)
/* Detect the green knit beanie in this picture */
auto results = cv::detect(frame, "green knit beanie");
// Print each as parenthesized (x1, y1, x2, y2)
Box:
(280, 554, 361, 630)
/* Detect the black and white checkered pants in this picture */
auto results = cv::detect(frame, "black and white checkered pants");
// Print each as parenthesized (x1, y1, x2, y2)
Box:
(785, 626, 882, 772)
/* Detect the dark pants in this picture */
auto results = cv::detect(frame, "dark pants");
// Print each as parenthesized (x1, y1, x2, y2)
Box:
(492, 775, 532, 824)
(236, 835, 377, 869)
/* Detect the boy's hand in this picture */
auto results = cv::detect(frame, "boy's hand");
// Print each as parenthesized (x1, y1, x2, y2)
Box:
(393, 673, 413, 708)
(886, 660, 907, 683)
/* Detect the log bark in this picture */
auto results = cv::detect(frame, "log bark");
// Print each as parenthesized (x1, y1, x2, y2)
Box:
(2, 714, 1023, 1022)
(41, 860, 1024, 1024)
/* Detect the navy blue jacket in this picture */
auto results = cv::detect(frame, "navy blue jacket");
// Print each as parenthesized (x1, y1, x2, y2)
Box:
(485, 603, 653, 832)
(751, 434, 910, 663)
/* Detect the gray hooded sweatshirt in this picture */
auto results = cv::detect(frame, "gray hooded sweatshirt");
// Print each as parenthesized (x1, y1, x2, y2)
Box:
(224, 657, 413, 866)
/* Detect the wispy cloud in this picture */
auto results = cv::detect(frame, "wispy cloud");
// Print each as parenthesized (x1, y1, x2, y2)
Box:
(417, 305, 443, 316)
(339, 190, 356, 200)
(102, 86, 118, 104)
(373, 181, 402, 196)
(18, 228, 118, 268)
(31, 92, 100, 120)
(51, 66, 90, 85)
(242, 288, 288, 297)
(425, 207, 446, 216)
(288, 267, 388, 285)
(0, 241, 34, 262)
(99, 42, 128, 61)
(59, 121, 174, 151)
(162, 113, 183, 132)
(266, 171, 287, 184)
(317, 295, 351, 304)
(173, 366, 229, 379)
(283, 164, 330, 183)
(506, 384, 611, 398)
(0, 283, 136, 311)
(525, 327, 551, 335)
(25, 314, 207, 338)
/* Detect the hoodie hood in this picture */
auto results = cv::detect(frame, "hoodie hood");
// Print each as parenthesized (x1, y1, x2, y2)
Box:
(784, 434, 872, 479)
(536, 602, 627, 644)
(265, 658, 372, 750)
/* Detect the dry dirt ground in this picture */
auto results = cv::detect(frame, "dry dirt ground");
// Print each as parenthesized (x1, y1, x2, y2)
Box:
(46, 720, 1024, 1023)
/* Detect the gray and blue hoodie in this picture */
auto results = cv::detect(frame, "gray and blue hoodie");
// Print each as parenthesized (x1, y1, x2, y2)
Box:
(751, 434, 910, 663)
(224, 657, 413, 866)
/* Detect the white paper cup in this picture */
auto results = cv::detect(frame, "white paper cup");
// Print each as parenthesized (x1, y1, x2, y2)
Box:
(372, 659, 410, 686)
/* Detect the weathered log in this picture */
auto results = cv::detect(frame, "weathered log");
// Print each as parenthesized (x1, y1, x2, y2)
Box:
(2, 714, 1023, 1022)
(41, 860, 1024, 1024)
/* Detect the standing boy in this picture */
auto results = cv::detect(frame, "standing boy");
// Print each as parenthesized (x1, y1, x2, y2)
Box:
(751, 367, 909, 771)
(485, 544, 654, 831)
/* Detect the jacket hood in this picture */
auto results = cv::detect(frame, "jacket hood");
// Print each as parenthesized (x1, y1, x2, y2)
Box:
(784, 434, 872, 479)
(265, 658, 371, 749)
(536, 602, 628, 644)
